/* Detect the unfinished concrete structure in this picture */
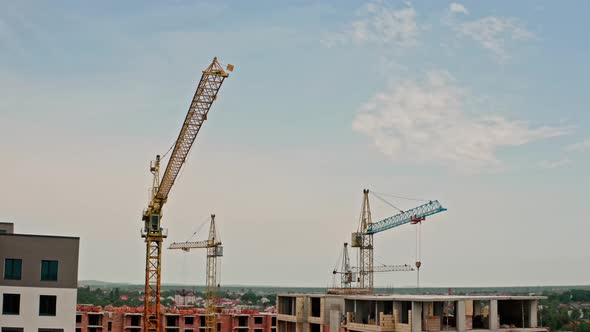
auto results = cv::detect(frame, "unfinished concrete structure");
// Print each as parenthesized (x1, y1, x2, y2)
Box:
(276, 293, 545, 332)
(76, 305, 277, 332)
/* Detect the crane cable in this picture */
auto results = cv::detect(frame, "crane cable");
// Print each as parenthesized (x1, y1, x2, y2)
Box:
(371, 191, 429, 203)
(370, 192, 405, 213)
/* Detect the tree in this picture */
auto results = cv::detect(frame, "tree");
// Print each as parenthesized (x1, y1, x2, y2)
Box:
(575, 322, 590, 332)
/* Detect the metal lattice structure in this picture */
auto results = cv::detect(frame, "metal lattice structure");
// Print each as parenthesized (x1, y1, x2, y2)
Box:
(141, 58, 231, 332)
(350, 189, 445, 291)
(351, 264, 414, 273)
(367, 200, 446, 234)
(334, 242, 413, 289)
(169, 214, 222, 332)
(332, 243, 353, 288)
(351, 189, 374, 289)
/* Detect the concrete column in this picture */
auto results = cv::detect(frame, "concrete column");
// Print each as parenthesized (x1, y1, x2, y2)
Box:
(456, 301, 466, 332)
(489, 300, 499, 331)
(412, 302, 422, 332)
(529, 300, 538, 328)
(329, 310, 341, 332)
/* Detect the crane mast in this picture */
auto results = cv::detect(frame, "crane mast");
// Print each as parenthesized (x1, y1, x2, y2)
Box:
(332, 243, 353, 288)
(169, 214, 223, 332)
(141, 58, 231, 332)
(351, 189, 374, 289)
(332, 241, 414, 289)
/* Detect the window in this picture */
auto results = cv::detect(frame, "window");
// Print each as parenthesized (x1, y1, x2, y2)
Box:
(88, 314, 102, 326)
(254, 317, 263, 324)
(166, 315, 178, 327)
(4, 259, 22, 280)
(2, 328, 23, 332)
(185, 317, 194, 325)
(130, 315, 141, 326)
(39, 295, 57, 316)
(108, 322, 112, 331)
(76, 329, 82, 332)
(2, 294, 20, 315)
(41, 260, 58, 281)
(76, 314, 82, 323)
(38, 329, 64, 332)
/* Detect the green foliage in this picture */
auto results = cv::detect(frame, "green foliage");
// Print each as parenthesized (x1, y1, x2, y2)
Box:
(77, 286, 142, 307)
(575, 322, 590, 332)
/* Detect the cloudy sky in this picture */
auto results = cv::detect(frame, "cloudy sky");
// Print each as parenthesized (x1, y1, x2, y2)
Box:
(1, 0, 589, 288)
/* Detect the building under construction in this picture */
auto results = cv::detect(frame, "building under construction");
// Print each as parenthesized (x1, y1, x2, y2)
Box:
(76, 305, 276, 332)
(277, 293, 546, 332)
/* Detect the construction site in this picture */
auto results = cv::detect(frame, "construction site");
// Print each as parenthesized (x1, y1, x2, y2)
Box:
(104, 57, 546, 332)
(1, 57, 549, 332)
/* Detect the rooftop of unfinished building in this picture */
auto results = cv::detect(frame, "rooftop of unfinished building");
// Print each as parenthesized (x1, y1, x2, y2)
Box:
(277, 293, 547, 301)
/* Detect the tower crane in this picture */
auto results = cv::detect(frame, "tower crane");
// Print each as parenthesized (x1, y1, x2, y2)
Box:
(170, 214, 223, 332)
(351, 189, 446, 290)
(141, 58, 232, 332)
(332, 242, 413, 289)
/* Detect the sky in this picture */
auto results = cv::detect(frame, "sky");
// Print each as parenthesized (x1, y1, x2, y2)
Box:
(1, 0, 589, 288)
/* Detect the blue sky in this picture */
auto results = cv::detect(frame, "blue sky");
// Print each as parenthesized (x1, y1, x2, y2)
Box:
(1, 1, 589, 287)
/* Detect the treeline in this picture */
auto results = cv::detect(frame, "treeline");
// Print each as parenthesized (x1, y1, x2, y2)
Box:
(540, 289, 590, 331)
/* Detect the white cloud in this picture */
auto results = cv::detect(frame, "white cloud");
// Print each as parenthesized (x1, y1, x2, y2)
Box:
(352, 71, 568, 172)
(457, 16, 535, 61)
(322, 2, 418, 47)
(539, 159, 572, 169)
(449, 3, 469, 15)
(566, 139, 590, 152)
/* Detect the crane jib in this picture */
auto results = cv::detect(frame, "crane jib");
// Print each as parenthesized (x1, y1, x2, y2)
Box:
(366, 200, 447, 235)
(153, 59, 229, 204)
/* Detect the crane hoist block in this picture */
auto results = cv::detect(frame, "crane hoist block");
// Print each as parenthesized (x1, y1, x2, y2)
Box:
(215, 246, 223, 257)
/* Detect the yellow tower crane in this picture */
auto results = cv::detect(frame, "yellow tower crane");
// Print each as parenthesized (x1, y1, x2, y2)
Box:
(169, 214, 223, 331)
(141, 58, 232, 332)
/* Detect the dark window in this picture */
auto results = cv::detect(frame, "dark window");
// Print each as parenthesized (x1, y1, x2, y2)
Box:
(38, 329, 64, 332)
(311, 298, 321, 317)
(166, 316, 178, 327)
(41, 260, 58, 281)
(217, 323, 221, 332)
(272, 317, 277, 326)
(4, 259, 22, 280)
(185, 316, 194, 325)
(310, 324, 320, 332)
(130, 315, 141, 326)
(2, 294, 20, 315)
(39, 295, 57, 316)
(108, 322, 112, 331)
(88, 314, 102, 326)
(238, 316, 248, 326)
(76, 329, 82, 332)
(76, 314, 82, 323)
(254, 317, 263, 324)
(2, 328, 23, 332)
(401, 301, 411, 324)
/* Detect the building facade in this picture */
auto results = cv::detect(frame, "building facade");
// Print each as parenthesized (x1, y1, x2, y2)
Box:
(76, 305, 277, 332)
(0, 222, 80, 332)
(277, 293, 546, 332)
